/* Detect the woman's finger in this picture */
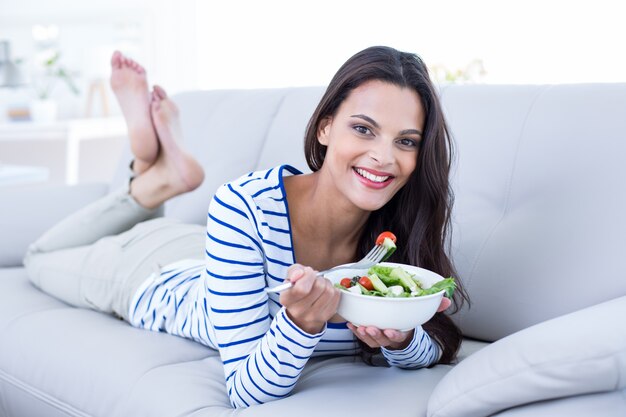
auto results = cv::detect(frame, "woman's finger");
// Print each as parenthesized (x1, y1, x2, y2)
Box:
(286, 265, 305, 284)
(285, 267, 318, 299)
(437, 297, 452, 312)
(348, 323, 378, 348)
(364, 326, 390, 346)
(357, 327, 380, 348)
(309, 279, 341, 318)
(359, 325, 391, 348)
(282, 272, 328, 319)
(382, 328, 408, 342)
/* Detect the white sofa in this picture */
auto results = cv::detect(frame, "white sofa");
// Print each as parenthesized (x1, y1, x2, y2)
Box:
(1, 84, 625, 417)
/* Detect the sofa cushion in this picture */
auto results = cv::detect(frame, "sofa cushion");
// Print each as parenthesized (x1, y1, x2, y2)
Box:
(0, 183, 109, 268)
(255, 86, 323, 173)
(1, 267, 456, 416)
(110, 88, 299, 226)
(426, 295, 626, 417)
(491, 389, 626, 417)
(0, 268, 218, 417)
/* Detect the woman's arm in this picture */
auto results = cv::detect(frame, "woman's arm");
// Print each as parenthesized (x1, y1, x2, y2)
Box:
(380, 326, 441, 368)
(347, 322, 440, 368)
(205, 183, 325, 408)
(347, 296, 451, 369)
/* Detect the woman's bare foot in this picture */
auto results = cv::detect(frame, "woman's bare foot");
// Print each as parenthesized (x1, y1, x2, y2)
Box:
(129, 86, 204, 210)
(110, 51, 159, 175)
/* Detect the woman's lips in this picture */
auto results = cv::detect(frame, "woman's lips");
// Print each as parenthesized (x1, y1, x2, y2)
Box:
(353, 167, 394, 189)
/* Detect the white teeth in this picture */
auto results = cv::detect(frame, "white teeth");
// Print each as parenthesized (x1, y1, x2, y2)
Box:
(355, 168, 390, 183)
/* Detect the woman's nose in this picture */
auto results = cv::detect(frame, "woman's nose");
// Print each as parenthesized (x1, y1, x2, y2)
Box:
(369, 138, 394, 165)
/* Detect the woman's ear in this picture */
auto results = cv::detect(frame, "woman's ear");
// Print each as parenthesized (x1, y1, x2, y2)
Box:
(317, 117, 332, 146)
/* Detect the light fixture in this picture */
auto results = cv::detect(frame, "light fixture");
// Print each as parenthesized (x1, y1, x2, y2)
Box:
(0, 40, 27, 88)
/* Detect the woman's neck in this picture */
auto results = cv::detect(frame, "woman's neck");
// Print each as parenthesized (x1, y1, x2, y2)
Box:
(284, 172, 369, 268)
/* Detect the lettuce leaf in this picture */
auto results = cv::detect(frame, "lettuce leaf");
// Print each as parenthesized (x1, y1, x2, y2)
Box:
(367, 265, 400, 286)
(422, 277, 456, 298)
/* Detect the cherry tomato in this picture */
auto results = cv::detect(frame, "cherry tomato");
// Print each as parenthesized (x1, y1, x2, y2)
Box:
(358, 276, 374, 291)
(376, 231, 397, 246)
(340, 278, 353, 288)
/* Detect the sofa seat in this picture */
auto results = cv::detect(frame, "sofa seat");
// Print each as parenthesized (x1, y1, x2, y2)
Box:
(0, 268, 483, 417)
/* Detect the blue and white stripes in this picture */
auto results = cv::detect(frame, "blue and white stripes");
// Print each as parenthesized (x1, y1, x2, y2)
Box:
(381, 326, 441, 368)
(128, 165, 440, 408)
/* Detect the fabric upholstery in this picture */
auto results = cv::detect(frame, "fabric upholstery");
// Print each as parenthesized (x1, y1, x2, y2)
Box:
(0, 183, 109, 267)
(0, 269, 457, 417)
(427, 295, 626, 417)
(443, 84, 626, 340)
(1, 83, 625, 416)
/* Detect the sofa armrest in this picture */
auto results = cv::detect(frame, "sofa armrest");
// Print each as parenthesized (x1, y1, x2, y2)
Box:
(0, 182, 110, 267)
(427, 295, 626, 417)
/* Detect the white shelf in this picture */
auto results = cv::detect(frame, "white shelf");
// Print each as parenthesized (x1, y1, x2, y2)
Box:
(0, 117, 126, 185)
(0, 117, 126, 141)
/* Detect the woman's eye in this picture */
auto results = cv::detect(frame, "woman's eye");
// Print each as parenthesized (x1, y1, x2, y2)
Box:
(353, 125, 372, 135)
(397, 138, 419, 148)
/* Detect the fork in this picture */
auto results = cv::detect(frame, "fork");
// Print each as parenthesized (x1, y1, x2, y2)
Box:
(265, 243, 389, 294)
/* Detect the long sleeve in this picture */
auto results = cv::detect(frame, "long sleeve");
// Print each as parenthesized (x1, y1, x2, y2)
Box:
(130, 165, 439, 408)
(380, 325, 441, 369)
(204, 181, 323, 408)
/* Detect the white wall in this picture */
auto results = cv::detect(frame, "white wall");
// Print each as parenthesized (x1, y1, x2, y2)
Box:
(194, 0, 626, 88)
(1, 0, 625, 121)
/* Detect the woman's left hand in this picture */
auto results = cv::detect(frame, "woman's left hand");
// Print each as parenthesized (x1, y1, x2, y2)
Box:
(347, 323, 414, 350)
(347, 296, 453, 350)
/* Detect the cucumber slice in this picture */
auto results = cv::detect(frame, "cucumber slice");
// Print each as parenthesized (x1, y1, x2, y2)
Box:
(381, 237, 396, 261)
(368, 273, 389, 294)
(390, 267, 418, 292)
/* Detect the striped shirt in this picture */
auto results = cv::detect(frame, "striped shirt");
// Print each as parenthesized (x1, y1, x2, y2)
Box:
(128, 165, 440, 408)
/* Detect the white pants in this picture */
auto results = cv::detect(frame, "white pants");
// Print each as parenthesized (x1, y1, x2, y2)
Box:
(23, 186, 205, 321)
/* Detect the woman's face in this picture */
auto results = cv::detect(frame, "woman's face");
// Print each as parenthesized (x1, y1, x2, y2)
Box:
(318, 80, 425, 212)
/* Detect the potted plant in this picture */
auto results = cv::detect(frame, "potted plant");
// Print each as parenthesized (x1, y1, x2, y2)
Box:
(30, 51, 79, 123)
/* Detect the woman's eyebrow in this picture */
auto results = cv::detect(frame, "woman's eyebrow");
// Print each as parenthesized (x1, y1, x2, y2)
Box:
(399, 128, 423, 137)
(351, 114, 380, 128)
(351, 114, 423, 136)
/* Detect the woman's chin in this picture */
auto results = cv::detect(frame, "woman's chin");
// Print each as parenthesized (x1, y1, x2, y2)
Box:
(352, 196, 389, 212)
(349, 178, 401, 212)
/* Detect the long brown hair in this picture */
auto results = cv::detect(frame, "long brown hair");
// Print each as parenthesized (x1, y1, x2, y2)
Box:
(304, 46, 469, 364)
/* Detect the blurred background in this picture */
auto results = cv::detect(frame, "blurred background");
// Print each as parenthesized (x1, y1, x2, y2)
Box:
(0, 0, 624, 186)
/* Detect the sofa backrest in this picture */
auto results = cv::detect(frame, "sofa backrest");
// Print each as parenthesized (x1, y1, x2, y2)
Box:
(443, 83, 626, 341)
(111, 87, 322, 224)
(110, 83, 626, 343)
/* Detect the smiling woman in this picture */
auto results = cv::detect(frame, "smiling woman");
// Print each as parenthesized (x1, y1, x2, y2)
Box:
(299, 46, 469, 364)
(23, 45, 469, 409)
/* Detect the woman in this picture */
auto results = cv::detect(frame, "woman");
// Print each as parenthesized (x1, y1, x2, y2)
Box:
(24, 46, 468, 408)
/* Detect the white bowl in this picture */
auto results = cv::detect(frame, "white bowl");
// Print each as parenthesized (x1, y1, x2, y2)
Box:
(325, 262, 446, 331)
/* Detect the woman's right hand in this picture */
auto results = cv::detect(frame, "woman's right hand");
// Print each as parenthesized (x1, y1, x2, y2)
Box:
(279, 264, 341, 334)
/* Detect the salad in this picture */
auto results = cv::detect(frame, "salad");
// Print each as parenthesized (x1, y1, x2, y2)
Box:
(334, 231, 456, 298)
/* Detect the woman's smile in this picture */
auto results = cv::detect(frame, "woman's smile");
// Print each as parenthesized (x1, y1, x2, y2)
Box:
(353, 166, 395, 189)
